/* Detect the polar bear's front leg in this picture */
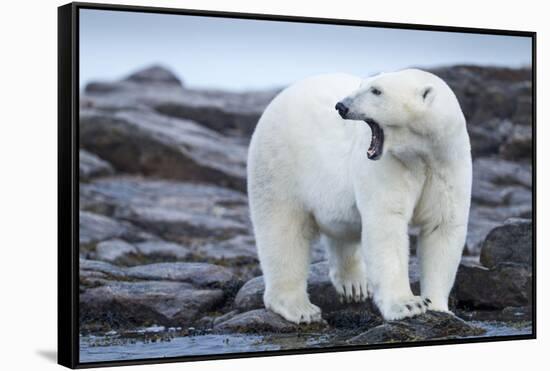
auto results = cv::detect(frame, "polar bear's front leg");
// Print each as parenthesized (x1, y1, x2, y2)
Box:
(417, 224, 466, 313)
(362, 214, 429, 320)
(324, 236, 370, 302)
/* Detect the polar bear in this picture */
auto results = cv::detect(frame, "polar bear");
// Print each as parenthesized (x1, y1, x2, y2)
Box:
(247, 69, 472, 323)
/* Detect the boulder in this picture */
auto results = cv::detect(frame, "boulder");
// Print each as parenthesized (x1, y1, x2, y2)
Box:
(453, 261, 532, 309)
(480, 218, 532, 268)
(194, 235, 258, 263)
(123, 65, 183, 86)
(473, 157, 532, 189)
(79, 149, 114, 180)
(80, 176, 251, 244)
(500, 124, 533, 161)
(124, 262, 237, 289)
(95, 239, 137, 264)
(347, 311, 485, 344)
(83, 65, 278, 137)
(213, 309, 299, 334)
(79, 211, 153, 247)
(80, 280, 225, 332)
(79, 109, 247, 191)
(134, 240, 192, 261)
(115, 204, 248, 244)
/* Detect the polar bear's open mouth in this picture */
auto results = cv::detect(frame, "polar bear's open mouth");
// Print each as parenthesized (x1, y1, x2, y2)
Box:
(365, 118, 384, 160)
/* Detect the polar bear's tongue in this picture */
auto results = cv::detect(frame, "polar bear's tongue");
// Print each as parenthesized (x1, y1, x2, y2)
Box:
(365, 119, 384, 160)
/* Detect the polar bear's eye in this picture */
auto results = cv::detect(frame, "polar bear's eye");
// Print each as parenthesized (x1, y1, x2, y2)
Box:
(371, 87, 382, 96)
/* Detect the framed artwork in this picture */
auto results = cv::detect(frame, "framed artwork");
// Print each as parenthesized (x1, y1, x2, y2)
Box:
(58, 2, 536, 368)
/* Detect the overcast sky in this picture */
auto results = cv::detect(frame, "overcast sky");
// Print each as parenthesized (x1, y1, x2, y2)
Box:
(80, 9, 532, 91)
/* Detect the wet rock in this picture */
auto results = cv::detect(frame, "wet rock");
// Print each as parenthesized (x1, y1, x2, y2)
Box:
(95, 239, 137, 263)
(212, 310, 240, 327)
(80, 109, 247, 191)
(124, 262, 237, 289)
(80, 280, 225, 331)
(79, 149, 114, 180)
(480, 218, 532, 268)
(213, 309, 299, 334)
(453, 261, 532, 309)
(347, 311, 485, 344)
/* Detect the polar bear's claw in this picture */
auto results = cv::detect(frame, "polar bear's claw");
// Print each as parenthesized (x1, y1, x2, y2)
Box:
(379, 295, 430, 321)
(330, 267, 370, 304)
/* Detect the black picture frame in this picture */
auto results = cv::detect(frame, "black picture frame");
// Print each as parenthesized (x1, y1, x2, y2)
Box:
(58, 2, 537, 368)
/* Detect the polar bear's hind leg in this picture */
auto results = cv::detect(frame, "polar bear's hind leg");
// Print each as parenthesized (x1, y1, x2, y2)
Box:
(324, 236, 370, 302)
(252, 202, 322, 324)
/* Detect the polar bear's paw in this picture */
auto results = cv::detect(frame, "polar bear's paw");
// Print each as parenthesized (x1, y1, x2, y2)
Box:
(378, 296, 430, 321)
(264, 292, 323, 324)
(329, 264, 370, 303)
(330, 273, 370, 303)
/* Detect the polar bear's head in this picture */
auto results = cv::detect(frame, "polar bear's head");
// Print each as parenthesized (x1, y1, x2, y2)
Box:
(335, 69, 464, 160)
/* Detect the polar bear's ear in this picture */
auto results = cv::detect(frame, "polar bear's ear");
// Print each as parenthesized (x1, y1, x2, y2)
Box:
(421, 86, 435, 105)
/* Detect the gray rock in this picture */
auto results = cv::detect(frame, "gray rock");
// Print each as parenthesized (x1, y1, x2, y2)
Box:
(480, 218, 532, 268)
(80, 177, 251, 244)
(79, 108, 247, 191)
(212, 310, 240, 327)
(79, 149, 114, 180)
(116, 204, 248, 243)
(83, 65, 278, 137)
(467, 119, 513, 157)
(80, 258, 127, 281)
(79, 211, 153, 247)
(124, 262, 236, 288)
(95, 239, 137, 263)
(453, 260, 532, 309)
(123, 65, 183, 86)
(134, 240, 191, 260)
(195, 235, 258, 263)
(80, 280, 225, 331)
(467, 203, 532, 254)
(233, 275, 264, 312)
(473, 157, 532, 189)
(213, 309, 299, 333)
(500, 124, 533, 161)
(348, 311, 485, 344)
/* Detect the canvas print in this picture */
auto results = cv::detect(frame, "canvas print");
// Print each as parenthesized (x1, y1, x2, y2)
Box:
(76, 7, 534, 364)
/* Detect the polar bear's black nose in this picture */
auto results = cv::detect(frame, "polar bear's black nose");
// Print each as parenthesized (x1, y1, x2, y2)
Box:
(335, 102, 349, 118)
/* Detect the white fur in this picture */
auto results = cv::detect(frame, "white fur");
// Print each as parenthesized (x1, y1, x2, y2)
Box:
(247, 69, 472, 323)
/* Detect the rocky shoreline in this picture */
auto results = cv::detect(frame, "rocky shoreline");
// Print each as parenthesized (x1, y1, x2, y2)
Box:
(79, 65, 533, 346)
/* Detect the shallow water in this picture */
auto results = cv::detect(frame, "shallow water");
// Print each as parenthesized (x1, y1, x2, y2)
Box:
(79, 321, 532, 364)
